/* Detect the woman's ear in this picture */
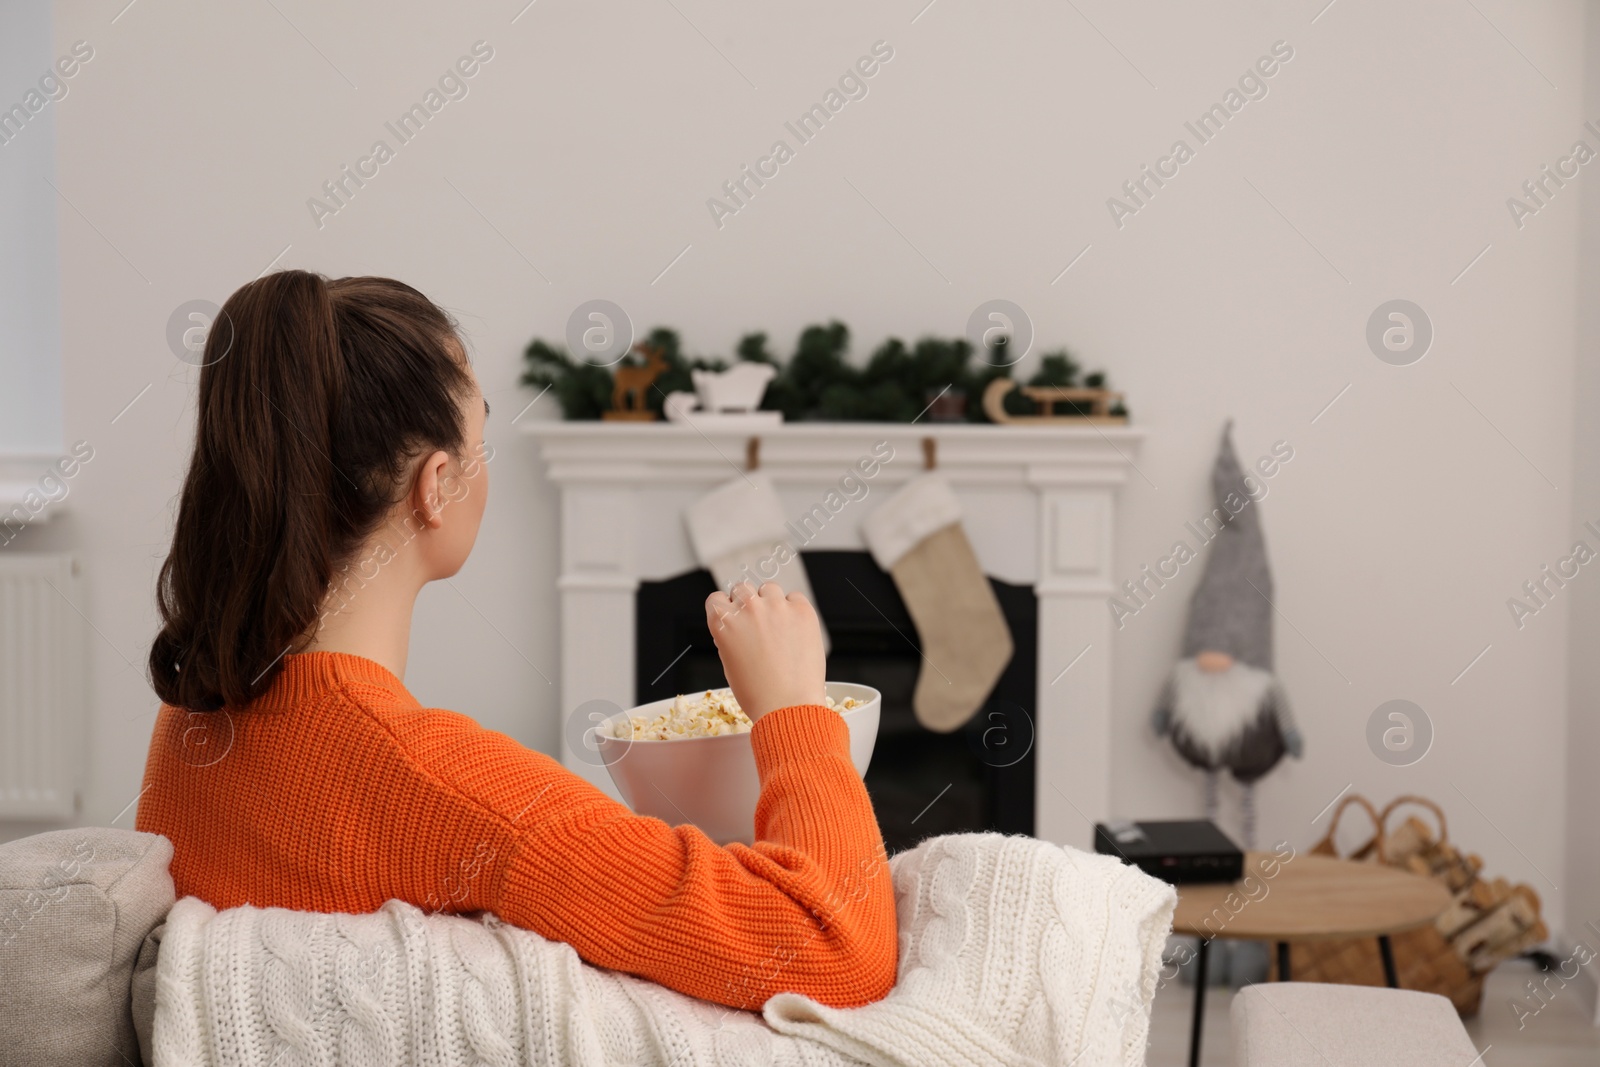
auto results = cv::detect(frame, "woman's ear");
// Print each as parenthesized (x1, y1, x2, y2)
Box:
(410, 449, 452, 528)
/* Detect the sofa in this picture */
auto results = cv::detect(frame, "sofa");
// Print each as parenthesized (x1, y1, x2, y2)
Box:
(1, 826, 1480, 1066)
(0, 827, 171, 1066)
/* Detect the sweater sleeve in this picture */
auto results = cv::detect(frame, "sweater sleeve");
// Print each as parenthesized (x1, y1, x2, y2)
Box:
(393, 702, 897, 1011)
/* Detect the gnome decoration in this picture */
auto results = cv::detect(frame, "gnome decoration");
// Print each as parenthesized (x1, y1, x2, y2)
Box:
(1152, 421, 1302, 849)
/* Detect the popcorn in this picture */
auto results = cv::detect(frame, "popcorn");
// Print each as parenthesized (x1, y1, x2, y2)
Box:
(611, 688, 861, 741)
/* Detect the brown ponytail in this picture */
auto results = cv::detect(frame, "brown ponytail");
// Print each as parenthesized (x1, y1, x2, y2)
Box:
(150, 271, 474, 711)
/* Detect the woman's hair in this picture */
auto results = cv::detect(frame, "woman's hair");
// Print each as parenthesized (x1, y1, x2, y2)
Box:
(150, 271, 475, 711)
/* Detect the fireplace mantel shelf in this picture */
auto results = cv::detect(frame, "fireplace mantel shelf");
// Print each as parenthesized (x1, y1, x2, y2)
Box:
(520, 421, 1142, 438)
(521, 420, 1144, 487)
(525, 418, 1146, 843)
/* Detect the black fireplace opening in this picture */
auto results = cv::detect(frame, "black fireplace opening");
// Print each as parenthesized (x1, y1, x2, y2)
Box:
(635, 551, 1037, 854)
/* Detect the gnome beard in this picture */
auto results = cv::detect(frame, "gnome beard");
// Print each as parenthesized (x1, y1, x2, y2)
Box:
(1160, 656, 1291, 783)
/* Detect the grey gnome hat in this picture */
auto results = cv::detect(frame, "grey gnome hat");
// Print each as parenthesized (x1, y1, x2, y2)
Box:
(1182, 421, 1274, 671)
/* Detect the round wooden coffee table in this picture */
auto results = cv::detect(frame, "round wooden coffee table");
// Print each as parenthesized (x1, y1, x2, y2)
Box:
(1170, 850, 1451, 1067)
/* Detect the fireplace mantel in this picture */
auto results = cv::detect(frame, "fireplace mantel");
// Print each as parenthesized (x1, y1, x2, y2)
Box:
(523, 421, 1144, 844)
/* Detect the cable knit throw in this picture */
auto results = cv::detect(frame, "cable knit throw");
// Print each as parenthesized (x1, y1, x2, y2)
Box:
(152, 833, 1175, 1067)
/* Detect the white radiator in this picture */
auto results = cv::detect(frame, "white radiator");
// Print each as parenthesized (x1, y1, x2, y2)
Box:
(0, 554, 86, 819)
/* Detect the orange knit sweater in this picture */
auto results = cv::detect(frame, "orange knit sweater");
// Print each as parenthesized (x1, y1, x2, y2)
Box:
(135, 652, 897, 1010)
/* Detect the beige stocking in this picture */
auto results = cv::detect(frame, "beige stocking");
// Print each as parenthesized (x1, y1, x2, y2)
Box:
(864, 475, 1014, 732)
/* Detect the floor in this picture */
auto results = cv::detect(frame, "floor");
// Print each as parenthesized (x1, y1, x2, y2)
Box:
(1144, 958, 1600, 1066)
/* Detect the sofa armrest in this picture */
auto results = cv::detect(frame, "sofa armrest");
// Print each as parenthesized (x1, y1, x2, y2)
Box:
(0, 828, 175, 1066)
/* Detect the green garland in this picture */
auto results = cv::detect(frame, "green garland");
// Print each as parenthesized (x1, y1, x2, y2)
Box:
(520, 322, 1129, 422)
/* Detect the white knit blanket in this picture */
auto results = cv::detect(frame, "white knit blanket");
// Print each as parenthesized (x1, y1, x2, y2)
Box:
(151, 833, 1175, 1067)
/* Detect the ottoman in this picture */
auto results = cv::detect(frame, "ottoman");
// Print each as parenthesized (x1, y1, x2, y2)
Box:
(1232, 982, 1482, 1065)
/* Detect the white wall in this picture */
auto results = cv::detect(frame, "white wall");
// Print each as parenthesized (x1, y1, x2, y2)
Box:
(7, 0, 1592, 947)
(1568, 0, 1600, 1023)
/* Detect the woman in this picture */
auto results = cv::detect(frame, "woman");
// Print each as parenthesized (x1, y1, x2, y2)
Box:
(135, 270, 897, 1011)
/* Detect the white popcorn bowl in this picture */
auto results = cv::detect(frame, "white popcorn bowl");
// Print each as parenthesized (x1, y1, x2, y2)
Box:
(590, 683, 881, 846)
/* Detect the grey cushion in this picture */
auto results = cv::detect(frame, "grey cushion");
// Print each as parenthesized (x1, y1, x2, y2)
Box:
(1232, 982, 1481, 1066)
(0, 828, 175, 1066)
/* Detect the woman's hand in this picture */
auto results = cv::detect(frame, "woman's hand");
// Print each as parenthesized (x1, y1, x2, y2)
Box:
(704, 581, 826, 722)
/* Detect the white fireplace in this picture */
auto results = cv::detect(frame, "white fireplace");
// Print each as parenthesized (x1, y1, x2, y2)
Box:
(523, 421, 1143, 846)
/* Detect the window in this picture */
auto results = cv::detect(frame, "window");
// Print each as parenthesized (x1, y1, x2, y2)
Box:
(0, 0, 65, 455)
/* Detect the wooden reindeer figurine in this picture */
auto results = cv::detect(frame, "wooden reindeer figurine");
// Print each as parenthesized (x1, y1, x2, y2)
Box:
(605, 343, 669, 421)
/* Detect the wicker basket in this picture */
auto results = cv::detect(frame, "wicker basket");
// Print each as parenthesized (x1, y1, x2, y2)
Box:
(1269, 793, 1546, 1017)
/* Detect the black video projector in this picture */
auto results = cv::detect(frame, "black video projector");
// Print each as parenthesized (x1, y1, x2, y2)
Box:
(1093, 819, 1244, 885)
